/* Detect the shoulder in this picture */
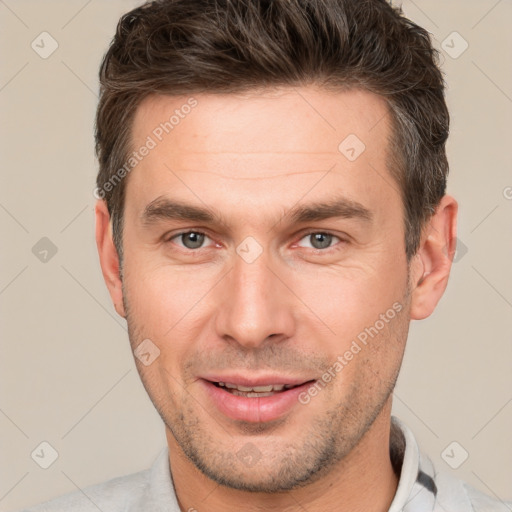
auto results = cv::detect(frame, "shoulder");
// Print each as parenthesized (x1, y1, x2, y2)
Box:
(390, 417, 511, 512)
(434, 468, 512, 512)
(19, 465, 151, 512)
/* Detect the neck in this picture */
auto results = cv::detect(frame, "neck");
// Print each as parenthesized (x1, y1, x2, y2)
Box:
(167, 402, 399, 512)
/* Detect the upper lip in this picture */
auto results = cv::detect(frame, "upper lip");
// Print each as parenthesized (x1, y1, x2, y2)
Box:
(201, 374, 315, 387)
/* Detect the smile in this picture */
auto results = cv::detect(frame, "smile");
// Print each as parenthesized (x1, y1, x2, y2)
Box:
(201, 378, 316, 422)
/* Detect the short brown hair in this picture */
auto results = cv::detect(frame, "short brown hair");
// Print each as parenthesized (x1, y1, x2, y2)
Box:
(95, 0, 449, 267)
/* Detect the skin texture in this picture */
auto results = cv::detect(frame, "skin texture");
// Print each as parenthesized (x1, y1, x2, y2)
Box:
(95, 86, 458, 512)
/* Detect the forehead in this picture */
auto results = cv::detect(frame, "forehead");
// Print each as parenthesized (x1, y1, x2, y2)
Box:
(126, 86, 399, 224)
(131, 86, 390, 157)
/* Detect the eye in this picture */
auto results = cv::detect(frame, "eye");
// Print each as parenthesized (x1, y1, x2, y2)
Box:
(168, 231, 213, 250)
(296, 231, 344, 251)
(166, 230, 345, 253)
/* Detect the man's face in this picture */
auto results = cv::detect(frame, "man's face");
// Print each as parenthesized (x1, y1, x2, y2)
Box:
(119, 87, 412, 491)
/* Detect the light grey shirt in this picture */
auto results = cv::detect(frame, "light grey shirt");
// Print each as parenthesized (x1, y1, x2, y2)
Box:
(20, 417, 511, 511)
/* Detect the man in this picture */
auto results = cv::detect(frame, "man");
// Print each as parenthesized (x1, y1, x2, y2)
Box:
(22, 0, 511, 511)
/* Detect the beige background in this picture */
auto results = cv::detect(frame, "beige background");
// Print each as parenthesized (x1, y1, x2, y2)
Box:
(1, 0, 511, 510)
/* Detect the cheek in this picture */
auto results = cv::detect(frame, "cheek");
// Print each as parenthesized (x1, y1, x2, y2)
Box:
(289, 259, 407, 342)
(123, 260, 223, 377)
(125, 259, 210, 321)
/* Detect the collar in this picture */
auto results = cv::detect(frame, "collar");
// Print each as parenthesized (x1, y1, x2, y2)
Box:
(388, 416, 438, 512)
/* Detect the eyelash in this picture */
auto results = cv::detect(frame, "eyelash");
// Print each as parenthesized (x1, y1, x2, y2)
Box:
(165, 229, 347, 254)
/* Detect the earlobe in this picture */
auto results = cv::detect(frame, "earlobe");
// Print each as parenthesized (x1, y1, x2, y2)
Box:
(410, 195, 458, 320)
(95, 200, 126, 318)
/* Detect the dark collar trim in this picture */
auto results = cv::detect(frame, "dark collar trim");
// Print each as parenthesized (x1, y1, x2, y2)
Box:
(416, 469, 438, 497)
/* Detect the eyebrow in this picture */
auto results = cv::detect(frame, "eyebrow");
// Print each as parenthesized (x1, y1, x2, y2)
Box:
(140, 195, 373, 229)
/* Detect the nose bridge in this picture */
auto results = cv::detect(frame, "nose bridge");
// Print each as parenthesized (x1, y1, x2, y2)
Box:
(214, 240, 295, 348)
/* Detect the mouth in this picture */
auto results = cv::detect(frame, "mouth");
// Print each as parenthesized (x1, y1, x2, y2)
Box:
(200, 376, 317, 423)
(210, 381, 307, 398)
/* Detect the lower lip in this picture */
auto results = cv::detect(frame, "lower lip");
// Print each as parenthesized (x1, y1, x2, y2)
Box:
(199, 379, 315, 423)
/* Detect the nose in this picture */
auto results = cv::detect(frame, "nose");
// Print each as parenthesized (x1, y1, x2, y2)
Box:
(214, 245, 296, 350)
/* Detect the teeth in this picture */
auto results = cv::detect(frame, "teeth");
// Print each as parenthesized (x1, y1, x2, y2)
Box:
(231, 390, 275, 398)
(236, 384, 256, 392)
(217, 382, 294, 392)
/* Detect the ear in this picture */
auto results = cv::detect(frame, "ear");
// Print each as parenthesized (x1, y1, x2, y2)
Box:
(409, 194, 458, 320)
(95, 199, 126, 318)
